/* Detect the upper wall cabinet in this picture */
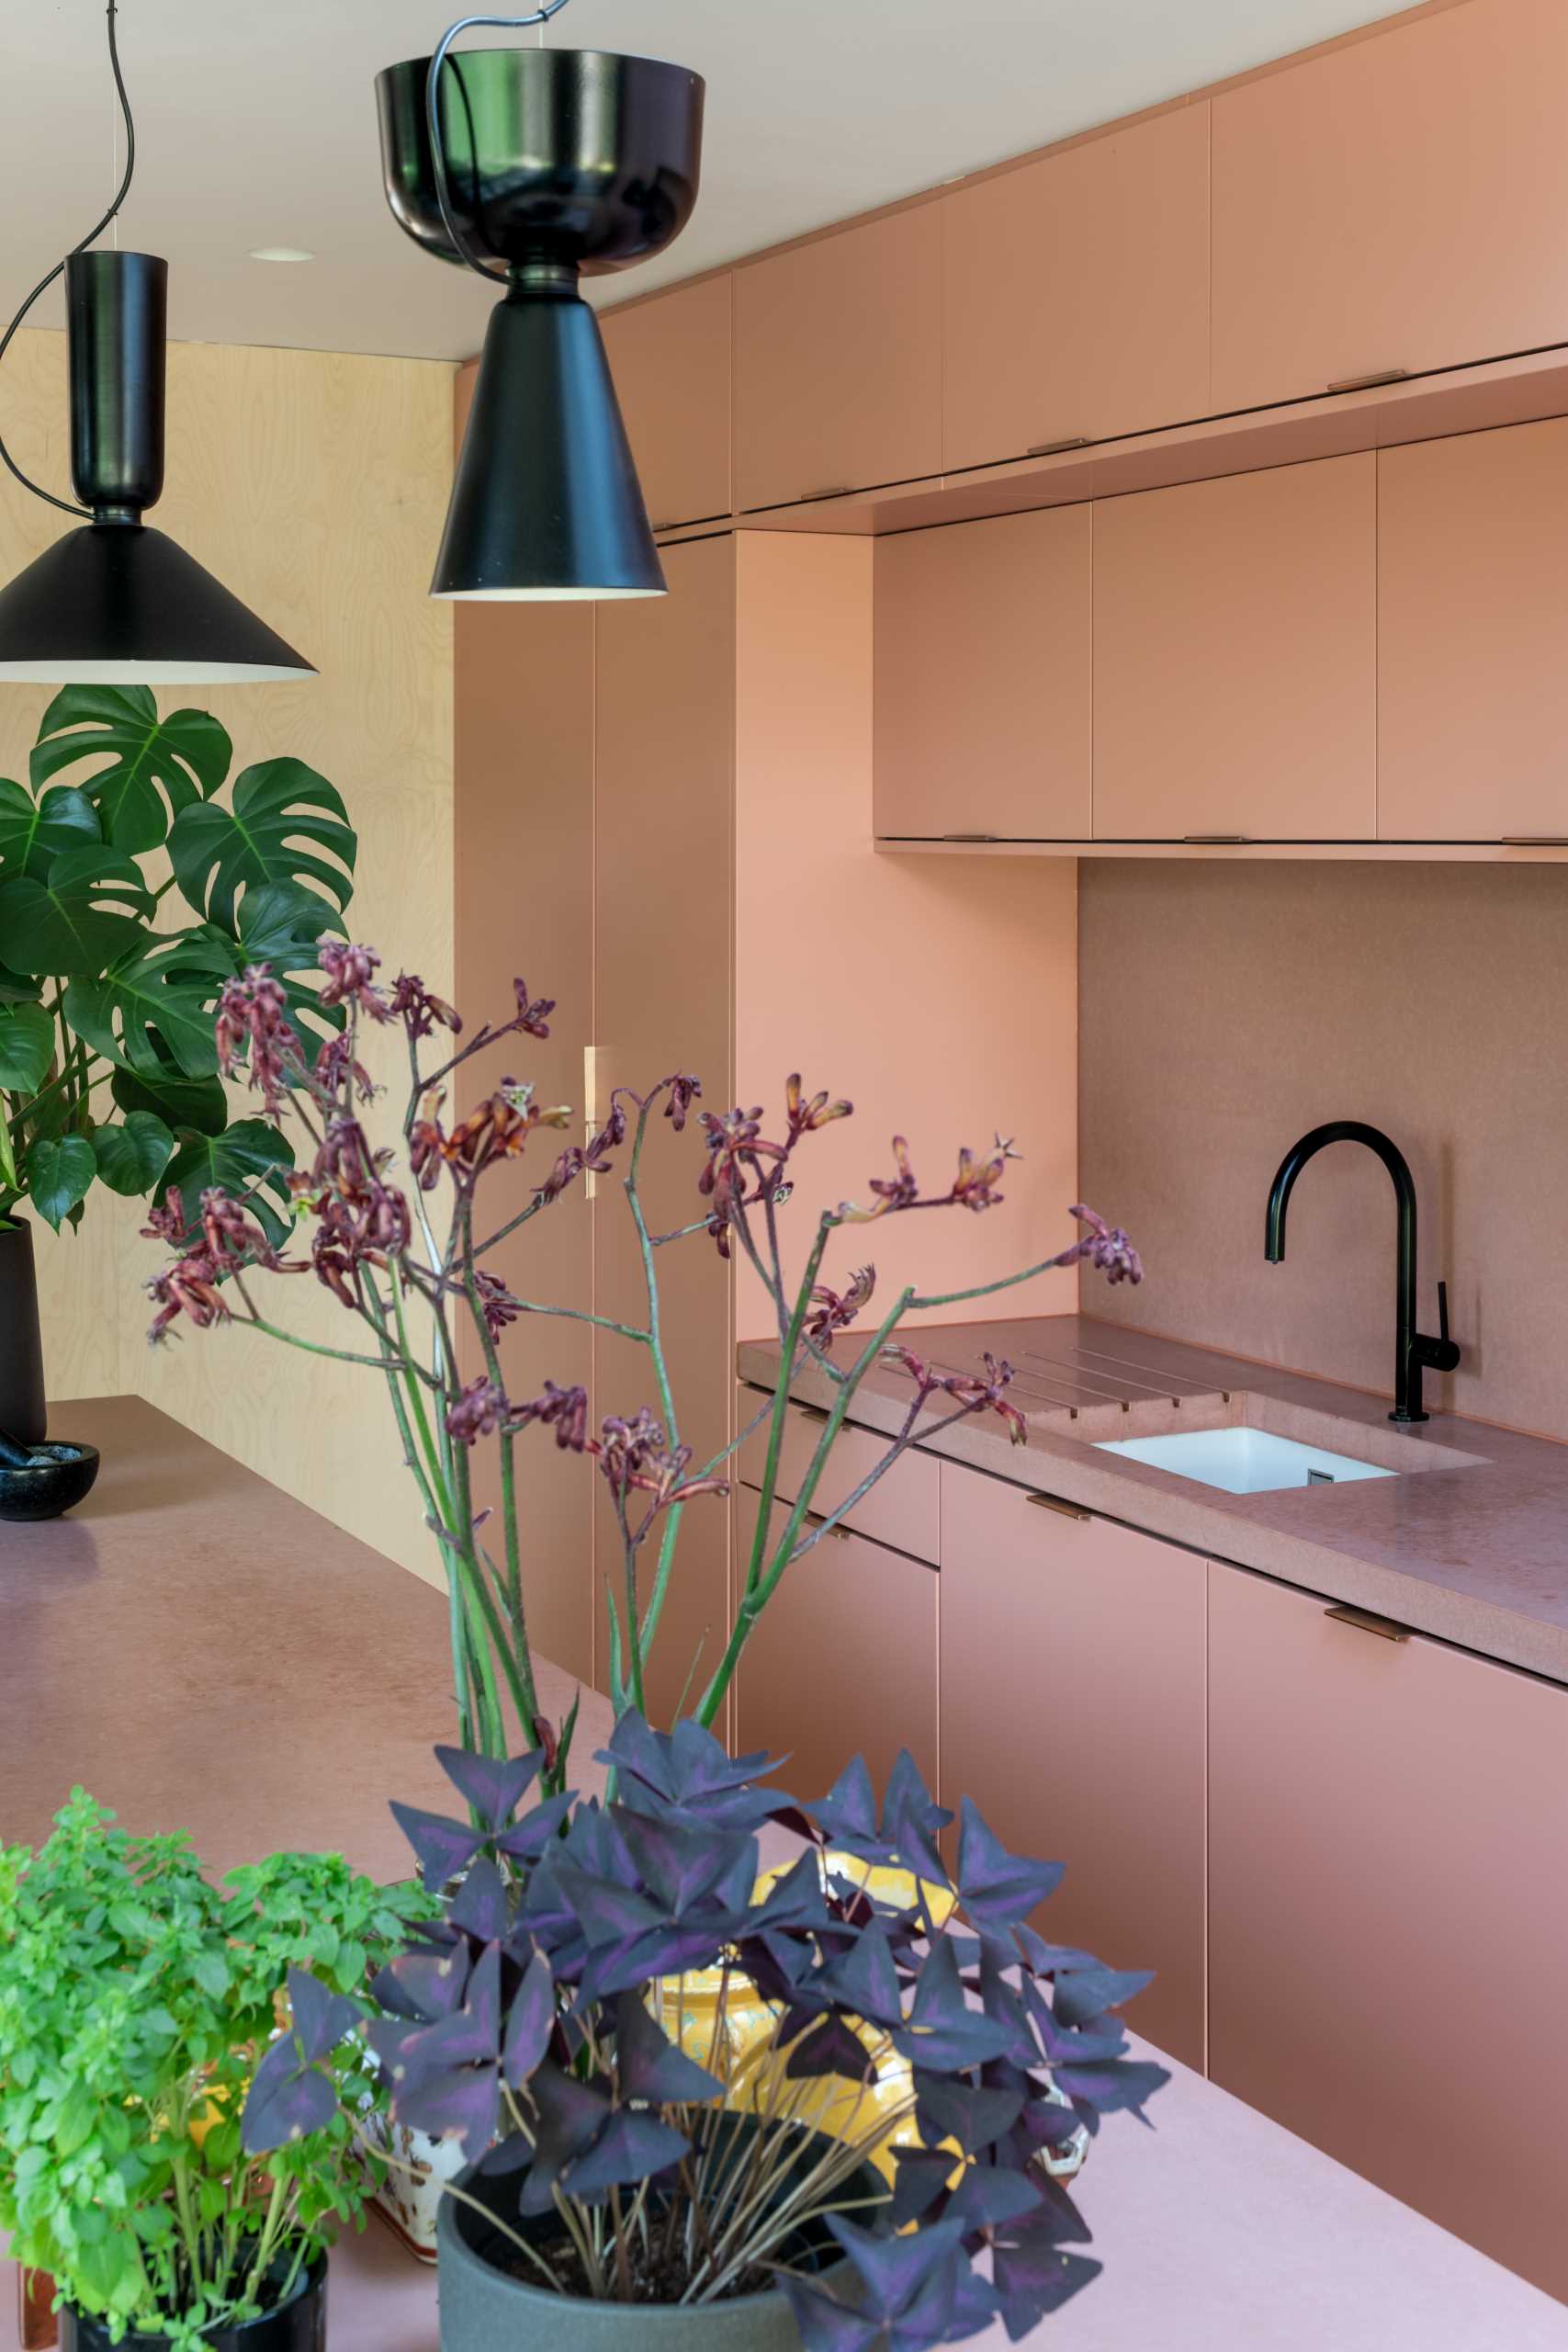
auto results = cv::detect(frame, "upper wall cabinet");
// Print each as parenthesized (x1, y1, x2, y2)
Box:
(942, 105, 1211, 473)
(599, 275, 733, 532)
(874, 505, 1091, 840)
(1379, 418, 1568, 843)
(1211, 0, 1568, 413)
(733, 209, 942, 511)
(1092, 454, 1377, 842)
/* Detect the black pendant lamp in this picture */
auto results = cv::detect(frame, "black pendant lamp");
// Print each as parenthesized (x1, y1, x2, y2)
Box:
(377, 6, 705, 602)
(0, 4, 313, 684)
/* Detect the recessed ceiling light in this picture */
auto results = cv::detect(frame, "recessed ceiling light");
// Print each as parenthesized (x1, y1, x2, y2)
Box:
(249, 245, 315, 263)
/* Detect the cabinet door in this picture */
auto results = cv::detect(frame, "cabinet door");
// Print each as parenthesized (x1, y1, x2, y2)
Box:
(736, 1490, 938, 1804)
(1209, 1563, 1568, 2301)
(595, 536, 735, 1728)
(1379, 421, 1568, 842)
(1212, 0, 1568, 413)
(733, 209, 942, 512)
(942, 106, 1210, 473)
(939, 1465, 1205, 2069)
(600, 276, 732, 532)
(1092, 455, 1376, 842)
(874, 506, 1091, 841)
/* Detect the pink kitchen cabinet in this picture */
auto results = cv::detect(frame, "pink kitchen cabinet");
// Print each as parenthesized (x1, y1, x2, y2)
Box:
(595, 536, 738, 1730)
(1091, 454, 1377, 842)
(874, 504, 1092, 841)
(942, 104, 1210, 473)
(736, 1490, 939, 1804)
(732, 208, 942, 512)
(1208, 1560, 1568, 2301)
(1378, 418, 1568, 842)
(939, 1464, 1206, 2070)
(599, 274, 733, 532)
(1211, 0, 1568, 413)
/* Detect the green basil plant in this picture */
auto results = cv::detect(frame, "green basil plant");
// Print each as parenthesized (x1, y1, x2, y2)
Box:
(0, 1791, 434, 2346)
(0, 685, 357, 1239)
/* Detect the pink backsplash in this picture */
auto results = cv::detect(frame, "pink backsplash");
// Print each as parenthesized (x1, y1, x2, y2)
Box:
(1077, 857, 1568, 1444)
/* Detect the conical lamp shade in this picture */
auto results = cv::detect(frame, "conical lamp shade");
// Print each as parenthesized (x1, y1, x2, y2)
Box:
(0, 523, 313, 684)
(434, 279, 665, 600)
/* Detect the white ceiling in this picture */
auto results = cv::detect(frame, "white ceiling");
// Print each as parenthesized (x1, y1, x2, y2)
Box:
(1, 0, 1404, 364)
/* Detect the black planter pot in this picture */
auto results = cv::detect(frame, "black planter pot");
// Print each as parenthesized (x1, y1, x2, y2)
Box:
(60, 2255, 327, 2352)
(0, 1217, 46, 1446)
(437, 2121, 886, 2351)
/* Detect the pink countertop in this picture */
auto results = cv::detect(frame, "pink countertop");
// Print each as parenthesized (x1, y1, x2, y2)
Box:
(738, 1314, 1568, 1685)
(5, 1396, 1566, 2347)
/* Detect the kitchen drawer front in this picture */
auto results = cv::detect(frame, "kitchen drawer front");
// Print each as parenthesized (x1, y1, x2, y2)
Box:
(737, 1387, 940, 1565)
(736, 1487, 939, 1803)
(939, 1460, 1206, 2069)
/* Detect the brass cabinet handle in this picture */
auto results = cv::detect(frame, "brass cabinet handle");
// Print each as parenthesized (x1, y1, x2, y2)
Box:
(1027, 434, 1091, 457)
(795, 1403, 830, 1424)
(804, 1507, 852, 1541)
(1026, 1491, 1091, 1522)
(940, 831, 1002, 843)
(1502, 835, 1568, 847)
(1326, 367, 1410, 393)
(1325, 1603, 1410, 1644)
(803, 482, 853, 502)
(1182, 832, 1252, 844)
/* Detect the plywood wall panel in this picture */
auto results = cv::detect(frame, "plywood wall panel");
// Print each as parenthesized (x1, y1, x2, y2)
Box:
(0, 328, 455, 1580)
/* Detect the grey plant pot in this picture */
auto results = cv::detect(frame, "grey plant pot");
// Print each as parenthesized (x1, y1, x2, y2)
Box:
(437, 2129, 883, 2352)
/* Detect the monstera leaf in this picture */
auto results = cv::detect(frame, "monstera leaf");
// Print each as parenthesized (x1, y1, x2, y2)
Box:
(29, 686, 231, 855)
(0, 779, 100, 879)
(0, 849, 155, 978)
(25, 1134, 96, 1230)
(92, 1111, 175, 1197)
(0, 1003, 53, 1093)
(168, 759, 355, 934)
(62, 937, 223, 1083)
(158, 1119, 295, 1245)
(111, 1058, 228, 1139)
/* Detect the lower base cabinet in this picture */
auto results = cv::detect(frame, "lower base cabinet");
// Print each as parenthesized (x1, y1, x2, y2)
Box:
(1207, 1562, 1568, 2302)
(939, 1464, 1207, 2070)
(734, 1488, 939, 1805)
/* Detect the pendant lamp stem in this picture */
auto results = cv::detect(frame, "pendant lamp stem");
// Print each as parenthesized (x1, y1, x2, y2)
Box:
(0, 0, 137, 520)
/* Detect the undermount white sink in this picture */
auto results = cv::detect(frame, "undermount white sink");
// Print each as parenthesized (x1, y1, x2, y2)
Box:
(1093, 1425, 1395, 1496)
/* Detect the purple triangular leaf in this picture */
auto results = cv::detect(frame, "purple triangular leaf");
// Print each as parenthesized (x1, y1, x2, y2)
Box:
(434, 1744, 543, 1830)
(447, 1857, 509, 1945)
(393, 2062, 500, 2160)
(614, 1990, 724, 2105)
(784, 2013, 876, 2084)
(814, 1917, 904, 2027)
(780, 2276, 884, 2352)
(810, 1753, 880, 1849)
(911, 2070, 1022, 2155)
(241, 2042, 337, 2154)
(561, 2109, 692, 2201)
(389, 1800, 484, 1894)
(1051, 1963, 1155, 2029)
(372, 1941, 471, 2025)
(954, 1798, 1063, 1931)
(494, 1790, 575, 1861)
(502, 1951, 555, 2089)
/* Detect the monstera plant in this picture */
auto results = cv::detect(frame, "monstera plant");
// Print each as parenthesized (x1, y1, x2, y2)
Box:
(0, 686, 356, 1239)
(0, 685, 356, 1462)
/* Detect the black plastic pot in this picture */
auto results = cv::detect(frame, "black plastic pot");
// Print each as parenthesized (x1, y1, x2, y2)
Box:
(60, 2254, 327, 2351)
(437, 2120, 886, 2351)
(0, 1217, 46, 1446)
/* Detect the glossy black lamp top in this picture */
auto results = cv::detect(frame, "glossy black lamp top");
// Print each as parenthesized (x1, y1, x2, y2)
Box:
(376, 47, 705, 274)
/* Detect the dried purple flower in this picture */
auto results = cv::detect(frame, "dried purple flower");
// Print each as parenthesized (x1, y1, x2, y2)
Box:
(884, 1345, 1029, 1446)
(664, 1074, 702, 1132)
(949, 1133, 1021, 1216)
(390, 971, 461, 1041)
(318, 940, 392, 1021)
(512, 980, 556, 1039)
(509, 1381, 590, 1453)
(474, 1271, 519, 1341)
(214, 966, 302, 1122)
(807, 1264, 876, 1341)
(785, 1073, 853, 1138)
(589, 1408, 730, 1511)
(1067, 1204, 1144, 1287)
(313, 1028, 377, 1105)
(446, 1377, 508, 1447)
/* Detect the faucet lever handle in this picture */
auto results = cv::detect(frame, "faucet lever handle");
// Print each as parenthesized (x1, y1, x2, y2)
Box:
(1438, 1279, 1450, 1343)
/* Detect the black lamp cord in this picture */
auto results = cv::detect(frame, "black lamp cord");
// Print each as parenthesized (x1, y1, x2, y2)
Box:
(426, 3, 574, 281)
(0, 0, 137, 520)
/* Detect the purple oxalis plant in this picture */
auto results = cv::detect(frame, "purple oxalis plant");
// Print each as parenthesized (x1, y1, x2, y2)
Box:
(140, 941, 1141, 1772)
(242, 1715, 1169, 2345)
